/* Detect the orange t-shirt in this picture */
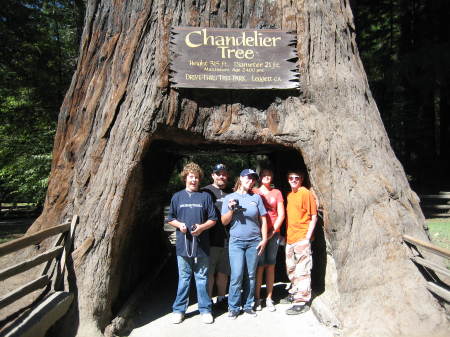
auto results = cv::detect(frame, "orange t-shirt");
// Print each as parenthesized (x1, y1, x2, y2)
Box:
(286, 187, 317, 244)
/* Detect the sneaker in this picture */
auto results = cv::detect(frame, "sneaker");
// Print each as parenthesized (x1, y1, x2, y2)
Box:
(228, 310, 239, 319)
(266, 298, 276, 312)
(171, 312, 184, 324)
(254, 298, 262, 311)
(243, 308, 258, 317)
(286, 304, 309, 315)
(201, 312, 214, 324)
(279, 294, 294, 304)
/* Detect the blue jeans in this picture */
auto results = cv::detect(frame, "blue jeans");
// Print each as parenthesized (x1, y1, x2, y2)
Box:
(228, 237, 260, 312)
(172, 256, 212, 314)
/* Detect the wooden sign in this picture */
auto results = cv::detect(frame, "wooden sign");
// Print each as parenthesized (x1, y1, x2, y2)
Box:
(170, 27, 298, 89)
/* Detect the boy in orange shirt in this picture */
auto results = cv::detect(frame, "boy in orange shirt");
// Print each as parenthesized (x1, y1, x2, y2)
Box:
(281, 170, 318, 315)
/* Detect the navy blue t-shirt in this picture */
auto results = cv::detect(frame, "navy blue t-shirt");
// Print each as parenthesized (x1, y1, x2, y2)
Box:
(167, 189, 217, 257)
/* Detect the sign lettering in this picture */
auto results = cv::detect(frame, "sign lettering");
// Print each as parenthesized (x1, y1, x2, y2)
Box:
(170, 27, 298, 89)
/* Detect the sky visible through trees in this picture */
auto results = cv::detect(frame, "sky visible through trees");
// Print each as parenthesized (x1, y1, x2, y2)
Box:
(0, 0, 448, 205)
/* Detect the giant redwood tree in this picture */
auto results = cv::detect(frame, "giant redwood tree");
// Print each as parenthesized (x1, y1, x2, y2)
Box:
(28, 1, 448, 336)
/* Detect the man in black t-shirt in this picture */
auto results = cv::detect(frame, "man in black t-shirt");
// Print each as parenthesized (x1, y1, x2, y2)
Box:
(202, 163, 231, 310)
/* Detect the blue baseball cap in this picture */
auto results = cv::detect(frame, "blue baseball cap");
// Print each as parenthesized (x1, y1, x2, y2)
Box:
(240, 169, 259, 179)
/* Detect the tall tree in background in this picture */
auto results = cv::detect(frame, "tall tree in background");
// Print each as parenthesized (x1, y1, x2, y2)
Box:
(0, 0, 84, 204)
(2, 1, 448, 206)
(24, 1, 447, 336)
(353, 0, 450, 190)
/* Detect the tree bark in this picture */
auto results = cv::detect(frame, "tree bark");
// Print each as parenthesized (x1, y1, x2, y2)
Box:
(30, 1, 447, 336)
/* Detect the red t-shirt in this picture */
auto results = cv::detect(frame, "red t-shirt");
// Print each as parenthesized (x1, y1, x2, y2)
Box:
(254, 188, 284, 232)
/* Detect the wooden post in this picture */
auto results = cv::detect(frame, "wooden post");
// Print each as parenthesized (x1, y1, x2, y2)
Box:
(53, 215, 78, 291)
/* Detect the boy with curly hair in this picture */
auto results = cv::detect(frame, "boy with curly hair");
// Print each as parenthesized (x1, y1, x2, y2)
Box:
(167, 162, 217, 324)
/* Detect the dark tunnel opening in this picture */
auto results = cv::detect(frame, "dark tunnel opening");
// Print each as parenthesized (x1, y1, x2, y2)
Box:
(112, 138, 327, 322)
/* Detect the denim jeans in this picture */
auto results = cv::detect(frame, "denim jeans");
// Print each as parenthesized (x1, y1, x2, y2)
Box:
(172, 256, 212, 314)
(228, 237, 260, 312)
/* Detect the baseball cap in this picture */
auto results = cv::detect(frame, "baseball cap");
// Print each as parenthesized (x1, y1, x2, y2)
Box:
(240, 168, 259, 180)
(212, 163, 227, 173)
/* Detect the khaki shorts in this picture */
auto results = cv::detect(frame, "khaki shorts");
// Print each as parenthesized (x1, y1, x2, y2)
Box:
(208, 246, 230, 276)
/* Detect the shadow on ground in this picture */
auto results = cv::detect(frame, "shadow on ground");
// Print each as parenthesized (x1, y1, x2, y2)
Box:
(128, 252, 332, 337)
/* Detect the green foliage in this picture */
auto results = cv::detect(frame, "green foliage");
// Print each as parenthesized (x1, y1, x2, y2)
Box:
(1, 0, 448, 205)
(0, 153, 52, 204)
(0, 0, 84, 204)
(166, 153, 269, 196)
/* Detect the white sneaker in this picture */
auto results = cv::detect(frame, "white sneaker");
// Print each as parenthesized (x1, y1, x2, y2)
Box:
(254, 299, 262, 311)
(171, 312, 184, 324)
(266, 298, 276, 312)
(201, 312, 214, 324)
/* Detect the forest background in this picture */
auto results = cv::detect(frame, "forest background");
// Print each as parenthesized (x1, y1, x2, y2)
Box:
(0, 0, 449, 207)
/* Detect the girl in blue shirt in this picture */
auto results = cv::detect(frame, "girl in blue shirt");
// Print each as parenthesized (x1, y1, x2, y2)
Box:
(221, 169, 268, 318)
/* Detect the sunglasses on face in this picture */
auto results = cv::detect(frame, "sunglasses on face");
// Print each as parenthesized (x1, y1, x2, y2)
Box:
(288, 176, 301, 181)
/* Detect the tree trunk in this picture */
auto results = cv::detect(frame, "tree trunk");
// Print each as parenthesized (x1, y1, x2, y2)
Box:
(29, 1, 447, 336)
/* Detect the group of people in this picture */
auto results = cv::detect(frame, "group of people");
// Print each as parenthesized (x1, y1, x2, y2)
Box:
(167, 162, 318, 324)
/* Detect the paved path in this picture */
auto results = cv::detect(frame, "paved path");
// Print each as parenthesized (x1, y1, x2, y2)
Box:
(129, 280, 333, 337)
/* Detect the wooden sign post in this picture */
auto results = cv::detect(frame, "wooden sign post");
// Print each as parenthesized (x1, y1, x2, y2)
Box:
(170, 27, 298, 89)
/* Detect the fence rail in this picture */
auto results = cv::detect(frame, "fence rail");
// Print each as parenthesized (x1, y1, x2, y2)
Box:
(0, 204, 35, 209)
(0, 204, 36, 215)
(0, 246, 64, 282)
(0, 215, 77, 312)
(419, 191, 450, 217)
(403, 235, 450, 259)
(0, 223, 70, 257)
(0, 275, 49, 309)
(403, 234, 450, 302)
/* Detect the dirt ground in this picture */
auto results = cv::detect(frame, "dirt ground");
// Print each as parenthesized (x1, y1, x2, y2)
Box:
(129, 280, 335, 337)
(0, 217, 336, 336)
(6, 214, 448, 336)
(129, 299, 334, 337)
(0, 216, 35, 243)
(126, 247, 336, 337)
(0, 216, 42, 326)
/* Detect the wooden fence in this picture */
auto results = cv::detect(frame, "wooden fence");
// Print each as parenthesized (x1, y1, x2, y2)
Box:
(419, 191, 450, 218)
(0, 204, 36, 213)
(0, 215, 78, 337)
(403, 234, 450, 302)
